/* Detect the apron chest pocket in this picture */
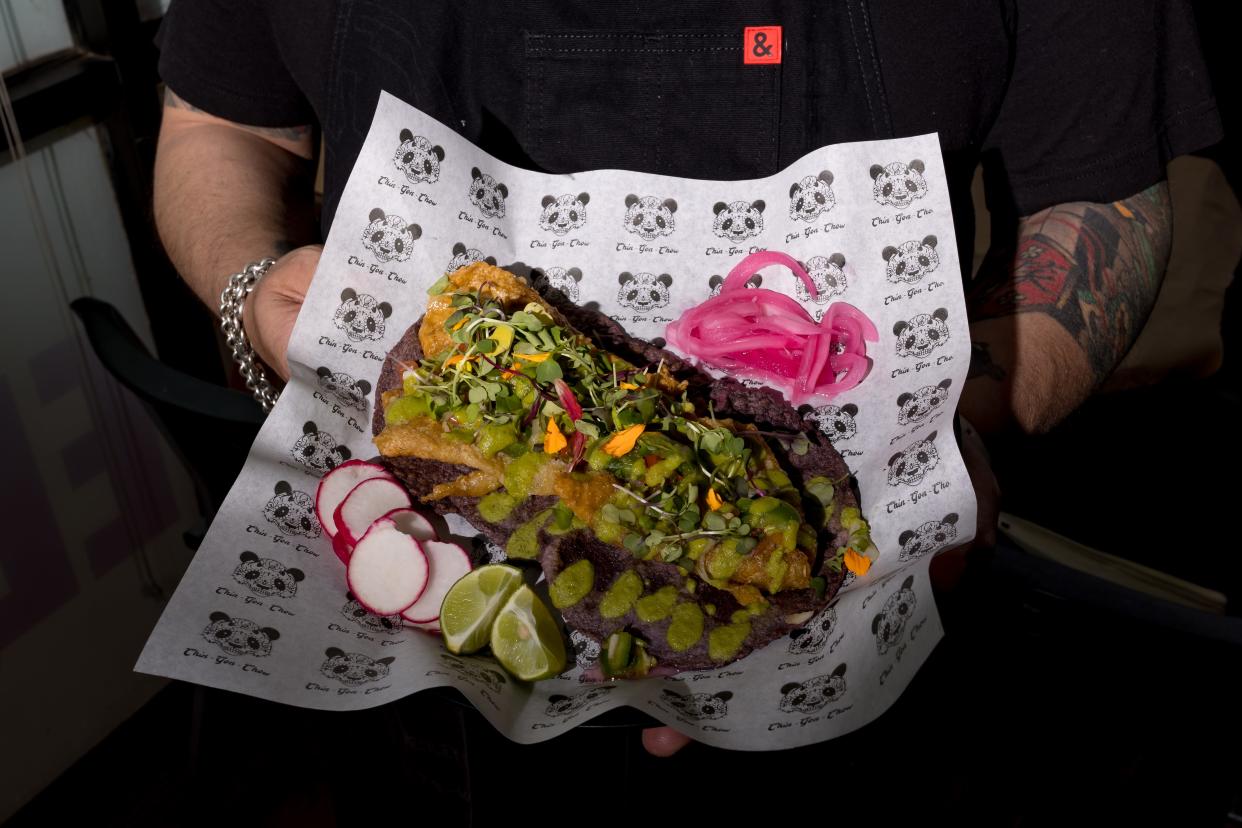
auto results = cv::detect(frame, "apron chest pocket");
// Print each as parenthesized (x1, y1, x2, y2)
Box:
(524, 31, 781, 178)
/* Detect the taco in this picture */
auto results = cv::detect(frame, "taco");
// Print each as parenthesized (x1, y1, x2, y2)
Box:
(371, 262, 875, 675)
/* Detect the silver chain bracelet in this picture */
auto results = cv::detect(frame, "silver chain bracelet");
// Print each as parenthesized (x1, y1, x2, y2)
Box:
(219, 258, 280, 413)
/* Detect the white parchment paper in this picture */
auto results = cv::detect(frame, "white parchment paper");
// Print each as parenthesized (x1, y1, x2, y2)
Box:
(137, 91, 976, 750)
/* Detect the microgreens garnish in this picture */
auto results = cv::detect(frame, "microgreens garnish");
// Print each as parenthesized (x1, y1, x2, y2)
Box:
(391, 284, 844, 578)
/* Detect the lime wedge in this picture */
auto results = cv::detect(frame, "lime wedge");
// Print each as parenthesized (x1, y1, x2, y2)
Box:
(440, 564, 524, 655)
(489, 585, 567, 681)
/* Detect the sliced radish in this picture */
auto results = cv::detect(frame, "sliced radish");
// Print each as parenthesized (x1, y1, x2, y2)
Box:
(332, 533, 354, 566)
(407, 619, 441, 634)
(330, 499, 431, 568)
(346, 518, 429, 615)
(315, 460, 394, 539)
(334, 477, 413, 546)
(400, 540, 473, 623)
(381, 507, 436, 541)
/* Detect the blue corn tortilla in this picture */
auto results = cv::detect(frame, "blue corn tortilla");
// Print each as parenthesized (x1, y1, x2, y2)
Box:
(372, 282, 859, 672)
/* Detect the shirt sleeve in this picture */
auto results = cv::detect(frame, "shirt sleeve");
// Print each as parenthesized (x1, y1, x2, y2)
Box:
(981, 0, 1223, 216)
(156, 0, 313, 127)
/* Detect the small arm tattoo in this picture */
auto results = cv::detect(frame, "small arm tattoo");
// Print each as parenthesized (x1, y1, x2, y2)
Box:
(164, 89, 312, 144)
(968, 182, 1172, 385)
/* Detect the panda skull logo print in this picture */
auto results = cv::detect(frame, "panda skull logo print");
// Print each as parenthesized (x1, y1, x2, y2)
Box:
(887, 431, 941, 487)
(788, 171, 836, 222)
(617, 272, 673, 312)
(320, 648, 395, 686)
(233, 551, 304, 599)
(567, 628, 600, 671)
(545, 685, 615, 718)
(808, 404, 859, 443)
(262, 481, 321, 538)
(361, 208, 421, 264)
(333, 288, 392, 342)
(708, 272, 760, 297)
(539, 193, 589, 236)
(894, 308, 950, 359)
(291, 421, 351, 473)
(883, 236, 940, 284)
(899, 514, 960, 561)
(202, 611, 279, 657)
(870, 160, 929, 209)
(393, 129, 444, 184)
(445, 242, 495, 274)
(795, 254, 848, 305)
(712, 200, 765, 243)
(787, 605, 839, 655)
(468, 167, 508, 218)
(624, 194, 677, 240)
(896, 379, 952, 425)
(316, 367, 371, 411)
(779, 665, 848, 714)
(532, 266, 584, 303)
(660, 689, 733, 721)
(341, 592, 403, 634)
(873, 576, 917, 654)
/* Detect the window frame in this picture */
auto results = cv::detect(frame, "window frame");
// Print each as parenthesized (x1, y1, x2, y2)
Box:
(2, 0, 226, 383)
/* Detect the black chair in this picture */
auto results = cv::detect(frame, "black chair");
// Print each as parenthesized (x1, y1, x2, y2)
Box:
(69, 297, 264, 532)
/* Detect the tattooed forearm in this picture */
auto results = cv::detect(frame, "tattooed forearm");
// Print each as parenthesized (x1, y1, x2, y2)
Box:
(959, 182, 1172, 435)
(968, 182, 1172, 385)
(163, 89, 313, 146)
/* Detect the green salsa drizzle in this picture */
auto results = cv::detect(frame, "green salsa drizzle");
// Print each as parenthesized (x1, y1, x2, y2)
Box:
(382, 274, 877, 672)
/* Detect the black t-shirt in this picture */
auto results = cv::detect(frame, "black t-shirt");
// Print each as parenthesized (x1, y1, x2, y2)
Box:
(156, 0, 1221, 275)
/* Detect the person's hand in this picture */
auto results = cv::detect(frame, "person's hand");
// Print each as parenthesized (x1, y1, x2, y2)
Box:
(242, 244, 322, 380)
(642, 726, 693, 757)
(930, 416, 1001, 592)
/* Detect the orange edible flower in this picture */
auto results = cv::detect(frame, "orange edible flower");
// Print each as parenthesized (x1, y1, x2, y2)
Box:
(619, 381, 639, 390)
(443, 353, 476, 368)
(602, 424, 645, 457)
(706, 488, 723, 511)
(514, 351, 551, 364)
(544, 417, 568, 453)
(843, 548, 872, 576)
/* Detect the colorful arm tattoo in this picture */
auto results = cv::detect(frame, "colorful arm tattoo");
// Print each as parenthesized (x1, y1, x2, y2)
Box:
(967, 182, 1172, 386)
(164, 89, 313, 147)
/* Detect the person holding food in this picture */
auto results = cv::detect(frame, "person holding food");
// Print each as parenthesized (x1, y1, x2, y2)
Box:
(150, 0, 1219, 789)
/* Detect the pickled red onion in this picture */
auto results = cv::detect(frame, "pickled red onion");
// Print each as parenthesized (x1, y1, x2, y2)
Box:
(723, 251, 817, 299)
(664, 252, 878, 404)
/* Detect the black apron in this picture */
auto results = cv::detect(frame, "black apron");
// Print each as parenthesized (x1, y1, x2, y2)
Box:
(321, 0, 894, 232)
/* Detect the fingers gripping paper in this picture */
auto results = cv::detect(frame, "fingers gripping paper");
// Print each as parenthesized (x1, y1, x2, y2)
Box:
(136, 92, 976, 750)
